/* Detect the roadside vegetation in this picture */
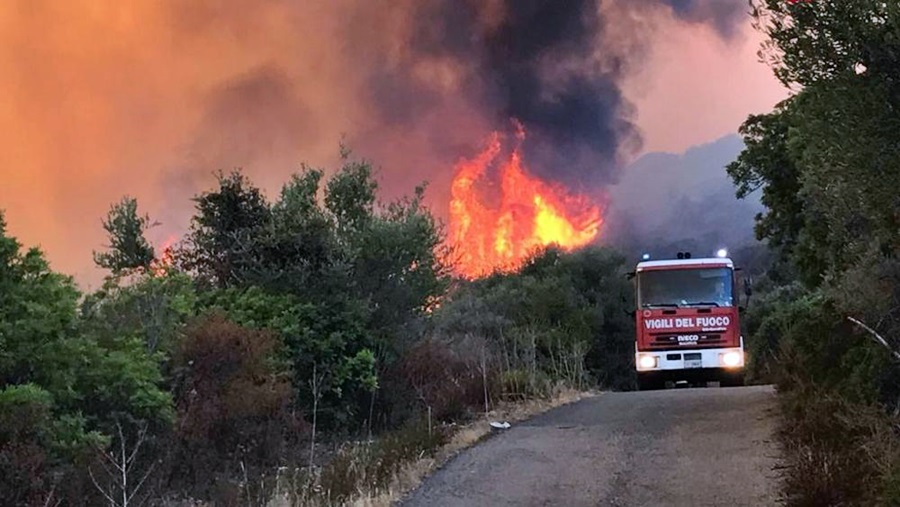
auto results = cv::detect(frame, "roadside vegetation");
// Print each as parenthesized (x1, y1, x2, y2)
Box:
(729, 2, 900, 504)
(0, 150, 636, 506)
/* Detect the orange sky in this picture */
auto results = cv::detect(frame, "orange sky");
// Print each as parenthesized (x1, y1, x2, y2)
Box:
(623, 12, 788, 154)
(0, 1, 788, 290)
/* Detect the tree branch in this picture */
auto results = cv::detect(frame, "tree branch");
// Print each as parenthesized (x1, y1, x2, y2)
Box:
(88, 466, 118, 507)
(848, 316, 900, 361)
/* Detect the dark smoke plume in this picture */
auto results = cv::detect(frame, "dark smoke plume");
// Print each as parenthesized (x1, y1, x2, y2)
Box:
(664, 0, 748, 38)
(378, 0, 747, 190)
(476, 0, 634, 188)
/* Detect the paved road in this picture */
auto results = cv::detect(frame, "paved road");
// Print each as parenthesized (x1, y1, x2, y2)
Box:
(400, 385, 781, 507)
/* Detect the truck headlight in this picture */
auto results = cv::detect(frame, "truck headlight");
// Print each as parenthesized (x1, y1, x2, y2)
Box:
(638, 355, 658, 369)
(721, 351, 743, 367)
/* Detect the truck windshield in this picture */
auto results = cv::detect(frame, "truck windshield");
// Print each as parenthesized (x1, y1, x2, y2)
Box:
(638, 267, 733, 308)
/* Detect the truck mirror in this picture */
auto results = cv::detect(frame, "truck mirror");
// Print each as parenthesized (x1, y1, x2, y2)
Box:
(743, 277, 753, 297)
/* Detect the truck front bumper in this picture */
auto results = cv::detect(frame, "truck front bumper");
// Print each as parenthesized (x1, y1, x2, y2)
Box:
(635, 345, 744, 373)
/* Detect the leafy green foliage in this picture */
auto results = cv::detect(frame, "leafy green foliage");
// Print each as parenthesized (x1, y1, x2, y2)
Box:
(726, 102, 804, 259)
(752, 0, 900, 89)
(0, 211, 173, 505)
(325, 159, 377, 235)
(259, 168, 338, 294)
(180, 170, 272, 289)
(93, 196, 156, 275)
(738, 2, 900, 284)
(81, 270, 198, 354)
(170, 157, 449, 433)
(203, 287, 377, 429)
(0, 383, 102, 506)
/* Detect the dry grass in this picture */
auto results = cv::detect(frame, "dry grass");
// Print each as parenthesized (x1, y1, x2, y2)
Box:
(775, 383, 900, 506)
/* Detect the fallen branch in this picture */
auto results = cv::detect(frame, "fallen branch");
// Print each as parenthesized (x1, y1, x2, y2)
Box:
(847, 316, 900, 361)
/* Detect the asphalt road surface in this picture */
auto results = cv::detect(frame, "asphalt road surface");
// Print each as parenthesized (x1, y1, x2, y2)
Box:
(400, 385, 781, 507)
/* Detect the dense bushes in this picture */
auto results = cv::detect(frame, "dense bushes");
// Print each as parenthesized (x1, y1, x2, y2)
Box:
(166, 314, 300, 497)
(388, 339, 488, 422)
(431, 245, 636, 393)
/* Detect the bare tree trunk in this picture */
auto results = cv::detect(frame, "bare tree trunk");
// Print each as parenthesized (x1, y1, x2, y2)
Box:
(513, 330, 519, 370)
(309, 363, 320, 469)
(367, 388, 376, 443)
(499, 327, 512, 400)
(529, 330, 537, 395)
(482, 344, 490, 416)
(88, 420, 155, 507)
(500, 327, 511, 372)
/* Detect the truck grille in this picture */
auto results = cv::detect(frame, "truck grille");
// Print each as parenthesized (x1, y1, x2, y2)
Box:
(651, 334, 723, 347)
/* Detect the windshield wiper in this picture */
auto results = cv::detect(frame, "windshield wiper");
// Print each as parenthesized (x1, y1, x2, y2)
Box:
(682, 301, 721, 307)
(642, 303, 679, 308)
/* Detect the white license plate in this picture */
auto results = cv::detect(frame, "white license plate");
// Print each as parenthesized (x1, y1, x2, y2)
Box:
(685, 359, 702, 368)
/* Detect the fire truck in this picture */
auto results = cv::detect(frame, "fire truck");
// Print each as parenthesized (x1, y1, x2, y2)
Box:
(631, 250, 748, 390)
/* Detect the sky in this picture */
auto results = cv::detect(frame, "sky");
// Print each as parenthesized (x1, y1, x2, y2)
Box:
(622, 14, 788, 154)
(0, 1, 789, 290)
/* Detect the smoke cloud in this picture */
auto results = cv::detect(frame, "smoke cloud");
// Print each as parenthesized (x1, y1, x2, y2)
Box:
(664, 0, 748, 38)
(0, 0, 749, 287)
(388, 0, 747, 189)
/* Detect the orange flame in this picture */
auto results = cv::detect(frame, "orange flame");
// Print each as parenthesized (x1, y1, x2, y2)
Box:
(448, 123, 602, 278)
(149, 234, 177, 277)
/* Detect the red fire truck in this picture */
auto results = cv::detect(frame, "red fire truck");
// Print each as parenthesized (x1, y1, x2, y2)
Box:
(631, 250, 747, 390)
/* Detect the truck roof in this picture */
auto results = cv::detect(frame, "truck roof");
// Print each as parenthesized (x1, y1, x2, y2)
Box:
(636, 257, 733, 271)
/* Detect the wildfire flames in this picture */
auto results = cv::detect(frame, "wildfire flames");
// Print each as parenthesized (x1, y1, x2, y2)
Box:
(449, 123, 602, 278)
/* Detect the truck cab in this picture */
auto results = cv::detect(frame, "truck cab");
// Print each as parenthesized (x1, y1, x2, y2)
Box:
(632, 252, 745, 390)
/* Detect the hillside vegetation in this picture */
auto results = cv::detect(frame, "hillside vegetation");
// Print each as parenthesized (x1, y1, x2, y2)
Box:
(0, 154, 637, 506)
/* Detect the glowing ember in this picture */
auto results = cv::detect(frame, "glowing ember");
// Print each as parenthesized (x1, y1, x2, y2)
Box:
(448, 123, 602, 278)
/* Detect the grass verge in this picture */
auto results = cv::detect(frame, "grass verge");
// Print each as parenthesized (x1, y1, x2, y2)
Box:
(266, 387, 596, 507)
(775, 384, 900, 506)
